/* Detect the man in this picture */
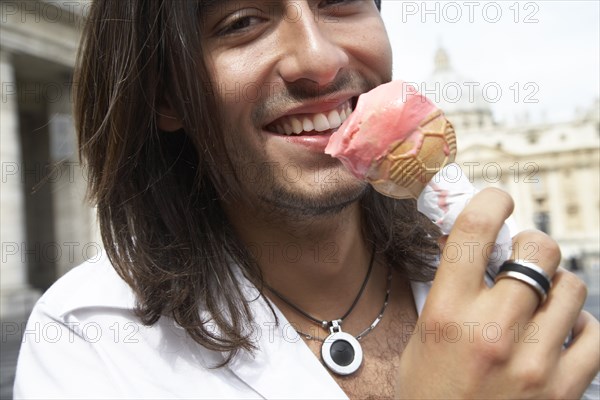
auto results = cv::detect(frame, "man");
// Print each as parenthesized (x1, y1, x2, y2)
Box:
(14, 0, 599, 398)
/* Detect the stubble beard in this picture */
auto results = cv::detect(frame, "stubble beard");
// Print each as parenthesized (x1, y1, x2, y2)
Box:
(227, 148, 369, 221)
(220, 70, 382, 220)
(258, 170, 369, 219)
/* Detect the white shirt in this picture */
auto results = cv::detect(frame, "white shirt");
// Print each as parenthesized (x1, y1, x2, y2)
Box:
(13, 254, 431, 399)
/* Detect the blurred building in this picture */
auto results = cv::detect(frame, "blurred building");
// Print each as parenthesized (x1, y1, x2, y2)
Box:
(1, 0, 98, 321)
(426, 48, 600, 272)
(1, 3, 599, 324)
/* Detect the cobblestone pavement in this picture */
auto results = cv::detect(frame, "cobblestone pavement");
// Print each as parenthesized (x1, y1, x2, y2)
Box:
(1, 269, 598, 399)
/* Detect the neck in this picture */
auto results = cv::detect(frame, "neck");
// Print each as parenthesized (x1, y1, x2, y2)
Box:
(225, 199, 374, 322)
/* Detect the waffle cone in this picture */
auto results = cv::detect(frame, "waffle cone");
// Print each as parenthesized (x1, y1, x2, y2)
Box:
(368, 110, 457, 199)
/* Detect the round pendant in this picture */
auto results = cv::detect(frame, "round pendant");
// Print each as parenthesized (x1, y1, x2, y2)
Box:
(321, 331, 363, 375)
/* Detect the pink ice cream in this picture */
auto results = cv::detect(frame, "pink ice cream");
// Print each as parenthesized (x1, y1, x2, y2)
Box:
(325, 80, 456, 199)
(325, 81, 515, 278)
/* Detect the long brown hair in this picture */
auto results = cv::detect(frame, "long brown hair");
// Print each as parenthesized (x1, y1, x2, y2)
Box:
(75, 0, 439, 363)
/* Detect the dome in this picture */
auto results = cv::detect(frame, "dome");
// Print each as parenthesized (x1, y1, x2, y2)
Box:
(424, 47, 491, 115)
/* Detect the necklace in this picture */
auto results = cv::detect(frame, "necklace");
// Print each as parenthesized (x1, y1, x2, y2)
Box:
(267, 244, 391, 376)
(295, 268, 391, 342)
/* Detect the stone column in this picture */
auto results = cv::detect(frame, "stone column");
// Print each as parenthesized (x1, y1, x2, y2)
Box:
(0, 50, 40, 319)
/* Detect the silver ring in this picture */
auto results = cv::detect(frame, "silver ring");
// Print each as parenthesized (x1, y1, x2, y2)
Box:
(512, 259, 552, 282)
(495, 259, 553, 303)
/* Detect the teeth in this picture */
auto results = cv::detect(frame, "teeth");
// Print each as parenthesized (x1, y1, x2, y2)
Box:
(268, 100, 353, 135)
(303, 117, 314, 132)
(313, 113, 330, 132)
(290, 117, 303, 134)
(327, 110, 342, 128)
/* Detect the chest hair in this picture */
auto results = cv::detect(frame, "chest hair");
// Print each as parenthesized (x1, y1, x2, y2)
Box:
(303, 278, 418, 399)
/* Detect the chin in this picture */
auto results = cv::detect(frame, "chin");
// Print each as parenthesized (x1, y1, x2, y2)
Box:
(256, 176, 368, 218)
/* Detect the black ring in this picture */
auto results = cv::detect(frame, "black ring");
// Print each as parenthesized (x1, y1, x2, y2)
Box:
(498, 262, 551, 293)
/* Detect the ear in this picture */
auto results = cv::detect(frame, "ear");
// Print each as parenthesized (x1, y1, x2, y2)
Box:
(157, 104, 183, 132)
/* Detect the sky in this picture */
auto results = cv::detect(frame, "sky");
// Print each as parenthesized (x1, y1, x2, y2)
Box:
(381, 0, 600, 125)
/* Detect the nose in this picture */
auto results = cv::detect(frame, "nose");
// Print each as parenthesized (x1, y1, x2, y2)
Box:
(276, 3, 350, 86)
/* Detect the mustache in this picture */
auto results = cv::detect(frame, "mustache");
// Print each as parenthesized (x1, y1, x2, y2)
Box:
(252, 71, 379, 125)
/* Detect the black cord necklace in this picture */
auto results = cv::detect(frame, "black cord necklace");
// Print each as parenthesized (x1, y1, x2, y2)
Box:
(266, 244, 377, 375)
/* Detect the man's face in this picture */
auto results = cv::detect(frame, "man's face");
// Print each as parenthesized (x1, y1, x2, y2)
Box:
(201, 0, 392, 217)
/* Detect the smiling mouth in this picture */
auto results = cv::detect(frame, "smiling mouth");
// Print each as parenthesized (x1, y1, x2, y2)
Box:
(265, 98, 356, 136)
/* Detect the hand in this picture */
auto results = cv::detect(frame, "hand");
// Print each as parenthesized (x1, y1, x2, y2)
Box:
(396, 188, 600, 399)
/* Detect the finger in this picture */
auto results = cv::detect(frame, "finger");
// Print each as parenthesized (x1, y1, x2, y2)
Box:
(531, 269, 587, 349)
(492, 230, 561, 323)
(559, 311, 600, 397)
(438, 235, 448, 248)
(435, 187, 514, 296)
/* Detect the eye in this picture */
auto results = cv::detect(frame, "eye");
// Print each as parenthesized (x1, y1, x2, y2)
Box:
(317, 0, 364, 18)
(216, 12, 266, 37)
(319, 0, 359, 7)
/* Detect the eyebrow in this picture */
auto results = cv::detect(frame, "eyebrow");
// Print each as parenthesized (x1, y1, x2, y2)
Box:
(198, 0, 220, 12)
(199, 0, 280, 13)
(199, 0, 220, 8)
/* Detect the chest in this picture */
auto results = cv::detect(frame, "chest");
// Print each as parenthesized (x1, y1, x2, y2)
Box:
(303, 284, 418, 399)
